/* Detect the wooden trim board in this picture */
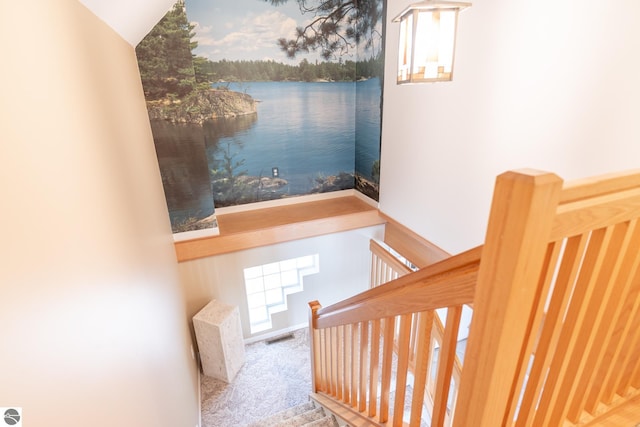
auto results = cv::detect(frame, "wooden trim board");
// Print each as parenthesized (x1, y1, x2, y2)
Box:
(175, 195, 386, 262)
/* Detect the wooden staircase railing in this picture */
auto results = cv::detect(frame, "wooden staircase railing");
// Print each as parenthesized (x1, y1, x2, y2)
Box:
(308, 244, 481, 426)
(310, 169, 640, 427)
(369, 239, 465, 421)
(455, 169, 640, 426)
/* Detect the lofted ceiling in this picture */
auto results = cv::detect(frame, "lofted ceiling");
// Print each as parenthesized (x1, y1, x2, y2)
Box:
(78, 0, 175, 46)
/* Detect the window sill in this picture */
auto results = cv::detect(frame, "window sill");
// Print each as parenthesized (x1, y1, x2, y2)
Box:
(174, 191, 385, 262)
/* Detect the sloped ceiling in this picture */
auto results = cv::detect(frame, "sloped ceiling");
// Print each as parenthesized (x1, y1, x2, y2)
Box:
(78, 0, 175, 46)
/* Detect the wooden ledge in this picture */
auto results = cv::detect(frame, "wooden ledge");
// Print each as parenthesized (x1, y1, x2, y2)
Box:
(174, 194, 385, 262)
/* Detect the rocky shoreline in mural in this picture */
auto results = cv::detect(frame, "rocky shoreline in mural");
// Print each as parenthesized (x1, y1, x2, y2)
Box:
(211, 175, 289, 207)
(310, 172, 354, 193)
(309, 173, 379, 200)
(355, 174, 380, 200)
(173, 213, 219, 233)
(146, 88, 257, 124)
(209, 172, 379, 208)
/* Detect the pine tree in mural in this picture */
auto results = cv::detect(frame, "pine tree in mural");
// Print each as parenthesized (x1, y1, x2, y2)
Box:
(135, 0, 197, 100)
(266, 0, 385, 61)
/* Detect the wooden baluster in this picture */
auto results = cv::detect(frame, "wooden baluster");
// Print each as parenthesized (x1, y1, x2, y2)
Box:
(317, 327, 324, 392)
(393, 313, 413, 427)
(351, 322, 359, 408)
(629, 321, 640, 389)
(599, 261, 640, 406)
(322, 327, 329, 393)
(515, 237, 584, 426)
(408, 313, 417, 372)
(331, 326, 339, 397)
(336, 324, 344, 401)
(370, 249, 377, 288)
(606, 227, 640, 401)
(410, 310, 435, 427)
(432, 306, 462, 427)
(359, 320, 370, 413)
(568, 221, 640, 422)
(533, 227, 610, 426)
(323, 328, 332, 395)
(368, 318, 381, 417)
(613, 304, 640, 398)
(551, 224, 627, 424)
(427, 327, 437, 402)
(380, 316, 396, 423)
(325, 326, 332, 396)
(344, 323, 352, 404)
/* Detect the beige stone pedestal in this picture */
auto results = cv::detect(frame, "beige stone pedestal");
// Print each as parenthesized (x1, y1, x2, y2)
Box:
(193, 300, 245, 383)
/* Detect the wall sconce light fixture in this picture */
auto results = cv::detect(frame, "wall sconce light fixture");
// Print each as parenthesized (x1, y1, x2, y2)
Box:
(393, 0, 471, 84)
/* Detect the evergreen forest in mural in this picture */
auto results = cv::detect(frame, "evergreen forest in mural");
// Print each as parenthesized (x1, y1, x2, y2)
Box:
(136, 0, 385, 234)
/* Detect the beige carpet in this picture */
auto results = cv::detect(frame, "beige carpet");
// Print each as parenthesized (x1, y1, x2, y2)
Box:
(199, 325, 466, 426)
(200, 328, 312, 427)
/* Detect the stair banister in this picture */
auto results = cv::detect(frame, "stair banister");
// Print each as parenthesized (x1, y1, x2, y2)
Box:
(309, 168, 640, 427)
(313, 246, 480, 330)
(308, 246, 480, 426)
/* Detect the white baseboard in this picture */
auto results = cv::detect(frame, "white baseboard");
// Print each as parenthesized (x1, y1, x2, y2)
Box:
(244, 322, 308, 345)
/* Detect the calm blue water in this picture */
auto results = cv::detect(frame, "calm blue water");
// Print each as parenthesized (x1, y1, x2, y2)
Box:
(153, 79, 381, 229)
(217, 79, 381, 193)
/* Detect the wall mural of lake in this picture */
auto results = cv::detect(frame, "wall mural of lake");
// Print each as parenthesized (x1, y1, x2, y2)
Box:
(136, 0, 385, 234)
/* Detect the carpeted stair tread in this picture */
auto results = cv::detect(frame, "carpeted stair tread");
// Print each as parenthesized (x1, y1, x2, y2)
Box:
(278, 406, 326, 426)
(245, 401, 342, 427)
(304, 414, 339, 427)
(245, 401, 316, 427)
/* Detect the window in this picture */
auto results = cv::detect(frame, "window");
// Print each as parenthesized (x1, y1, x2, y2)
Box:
(244, 254, 319, 333)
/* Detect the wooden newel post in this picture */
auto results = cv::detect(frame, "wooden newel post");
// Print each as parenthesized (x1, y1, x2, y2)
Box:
(454, 170, 563, 427)
(309, 300, 322, 393)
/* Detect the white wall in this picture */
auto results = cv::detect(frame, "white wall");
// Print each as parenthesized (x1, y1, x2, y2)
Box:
(380, 0, 640, 254)
(79, 0, 175, 46)
(0, 1, 199, 425)
(179, 225, 384, 340)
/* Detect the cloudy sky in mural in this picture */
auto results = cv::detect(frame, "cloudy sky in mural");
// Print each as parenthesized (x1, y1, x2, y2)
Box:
(185, 0, 339, 65)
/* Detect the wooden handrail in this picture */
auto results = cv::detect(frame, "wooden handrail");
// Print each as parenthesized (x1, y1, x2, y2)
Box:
(551, 187, 640, 240)
(316, 267, 477, 330)
(370, 239, 413, 277)
(316, 245, 481, 328)
(559, 168, 640, 203)
(380, 212, 451, 268)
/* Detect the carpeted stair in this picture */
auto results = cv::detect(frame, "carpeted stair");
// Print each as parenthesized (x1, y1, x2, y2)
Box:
(245, 400, 342, 427)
